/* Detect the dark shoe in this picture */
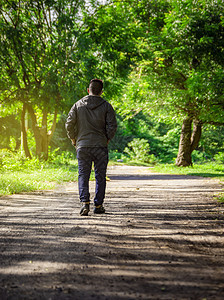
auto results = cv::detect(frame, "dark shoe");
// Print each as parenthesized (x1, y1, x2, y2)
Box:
(80, 203, 90, 216)
(94, 205, 105, 214)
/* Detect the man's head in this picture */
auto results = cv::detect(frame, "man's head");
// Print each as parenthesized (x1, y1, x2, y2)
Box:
(88, 79, 103, 96)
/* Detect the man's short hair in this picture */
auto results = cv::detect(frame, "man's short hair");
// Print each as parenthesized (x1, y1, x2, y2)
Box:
(89, 79, 103, 95)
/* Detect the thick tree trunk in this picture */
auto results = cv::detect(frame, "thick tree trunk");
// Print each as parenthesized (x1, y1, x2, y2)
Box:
(176, 117, 193, 166)
(176, 117, 203, 167)
(21, 104, 32, 159)
(26, 104, 57, 160)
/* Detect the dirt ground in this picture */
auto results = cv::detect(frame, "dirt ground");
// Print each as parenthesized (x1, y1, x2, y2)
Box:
(0, 165, 224, 300)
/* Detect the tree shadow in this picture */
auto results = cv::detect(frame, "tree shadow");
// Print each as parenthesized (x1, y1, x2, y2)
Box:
(187, 172, 224, 178)
(108, 174, 203, 180)
(0, 179, 224, 299)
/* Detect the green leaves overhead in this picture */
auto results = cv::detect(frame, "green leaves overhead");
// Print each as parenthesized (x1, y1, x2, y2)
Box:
(122, 0, 224, 123)
(0, 0, 90, 109)
(164, 0, 224, 64)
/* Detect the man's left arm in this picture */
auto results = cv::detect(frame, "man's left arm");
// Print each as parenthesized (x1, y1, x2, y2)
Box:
(106, 104, 117, 142)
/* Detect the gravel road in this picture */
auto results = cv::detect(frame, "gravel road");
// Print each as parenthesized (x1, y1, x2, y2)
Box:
(0, 165, 224, 300)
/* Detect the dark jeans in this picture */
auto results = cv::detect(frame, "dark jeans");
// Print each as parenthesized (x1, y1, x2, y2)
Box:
(76, 147, 109, 206)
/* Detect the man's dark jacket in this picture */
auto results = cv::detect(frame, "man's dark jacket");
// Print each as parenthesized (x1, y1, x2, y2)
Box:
(65, 95, 117, 149)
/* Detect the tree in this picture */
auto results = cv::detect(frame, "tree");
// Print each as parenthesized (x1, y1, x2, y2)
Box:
(0, 0, 93, 159)
(82, 0, 143, 97)
(162, 0, 224, 166)
(115, 0, 224, 166)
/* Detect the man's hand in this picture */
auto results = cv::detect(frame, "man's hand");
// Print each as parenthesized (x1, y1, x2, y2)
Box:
(71, 139, 76, 147)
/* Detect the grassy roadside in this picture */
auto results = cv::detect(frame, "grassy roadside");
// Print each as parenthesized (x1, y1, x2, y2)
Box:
(109, 160, 224, 203)
(110, 160, 224, 180)
(151, 162, 224, 203)
(0, 167, 78, 195)
(151, 162, 224, 180)
(0, 150, 79, 196)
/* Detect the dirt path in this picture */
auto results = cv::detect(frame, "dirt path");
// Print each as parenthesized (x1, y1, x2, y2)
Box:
(0, 165, 224, 300)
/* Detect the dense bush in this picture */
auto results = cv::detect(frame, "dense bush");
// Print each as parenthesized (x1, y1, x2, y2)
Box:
(124, 138, 157, 164)
(214, 152, 224, 163)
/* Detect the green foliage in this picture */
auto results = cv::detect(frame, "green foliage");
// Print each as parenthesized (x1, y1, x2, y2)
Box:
(117, 0, 224, 125)
(191, 150, 207, 163)
(214, 152, 224, 164)
(124, 138, 157, 164)
(0, 114, 20, 150)
(47, 148, 76, 165)
(199, 125, 224, 157)
(0, 0, 96, 109)
(85, 1, 141, 77)
(0, 148, 78, 172)
(0, 172, 55, 196)
(110, 104, 181, 163)
(0, 149, 79, 195)
(49, 113, 74, 152)
(109, 0, 224, 167)
(216, 193, 224, 204)
(0, 149, 42, 172)
(162, 0, 224, 120)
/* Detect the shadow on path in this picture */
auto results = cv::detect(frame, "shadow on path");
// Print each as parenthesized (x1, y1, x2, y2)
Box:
(0, 166, 224, 299)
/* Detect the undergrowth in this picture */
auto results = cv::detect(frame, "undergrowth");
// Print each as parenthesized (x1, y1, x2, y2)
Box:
(0, 149, 79, 195)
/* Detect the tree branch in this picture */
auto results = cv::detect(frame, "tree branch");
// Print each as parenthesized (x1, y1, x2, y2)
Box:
(206, 121, 224, 126)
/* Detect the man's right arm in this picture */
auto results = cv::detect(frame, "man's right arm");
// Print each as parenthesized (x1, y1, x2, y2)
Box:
(65, 104, 77, 141)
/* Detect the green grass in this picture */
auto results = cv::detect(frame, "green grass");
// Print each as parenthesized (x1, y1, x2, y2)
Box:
(0, 150, 80, 195)
(0, 149, 101, 196)
(215, 193, 224, 204)
(0, 166, 79, 196)
(151, 162, 224, 180)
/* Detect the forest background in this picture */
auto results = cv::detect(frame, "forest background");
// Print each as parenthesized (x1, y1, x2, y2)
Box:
(0, 0, 224, 196)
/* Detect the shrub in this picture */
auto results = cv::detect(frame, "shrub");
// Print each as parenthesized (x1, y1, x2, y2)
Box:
(214, 152, 224, 163)
(192, 150, 208, 162)
(47, 148, 76, 166)
(124, 138, 157, 164)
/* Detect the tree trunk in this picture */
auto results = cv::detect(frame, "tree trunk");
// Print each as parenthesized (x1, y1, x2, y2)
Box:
(190, 119, 202, 152)
(48, 108, 57, 145)
(40, 109, 48, 160)
(26, 104, 57, 160)
(176, 116, 193, 166)
(176, 117, 203, 167)
(27, 104, 42, 158)
(21, 104, 32, 159)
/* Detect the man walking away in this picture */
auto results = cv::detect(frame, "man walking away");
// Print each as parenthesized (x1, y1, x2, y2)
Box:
(65, 79, 117, 216)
